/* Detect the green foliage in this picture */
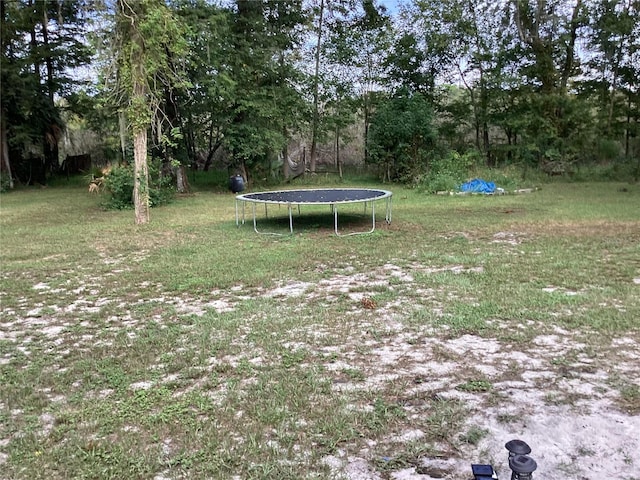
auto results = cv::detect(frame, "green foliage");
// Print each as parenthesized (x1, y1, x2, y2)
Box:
(102, 163, 174, 210)
(367, 89, 437, 184)
(4, 0, 639, 194)
(0, 173, 12, 193)
(102, 165, 133, 210)
(223, 116, 285, 171)
(572, 161, 638, 182)
(218, 0, 308, 179)
(595, 139, 623, 162)
(456, 379, 493, 393)
(111, 0, 190, 134)
(422, 150, 476, 192)
(460, 425, 490, 445)
(1, 0, 93, 184)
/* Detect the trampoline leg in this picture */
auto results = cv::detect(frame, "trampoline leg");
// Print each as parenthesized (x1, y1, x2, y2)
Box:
(372, 202, 376, 231)
(385, 197, 392, 224)
(289, 205, 293, 234)
(252, 202, 259, 233)
(334, 202, 377, 236)
(236, 200, 246, 226)
(248, 202, 293, 236)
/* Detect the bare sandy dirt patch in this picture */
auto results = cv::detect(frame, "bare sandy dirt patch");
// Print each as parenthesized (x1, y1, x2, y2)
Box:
(1, 256, 638, 479)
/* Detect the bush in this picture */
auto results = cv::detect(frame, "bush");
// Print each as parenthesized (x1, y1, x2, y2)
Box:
(102, 163, 174, 210)
(367, 89, 437, 183)
(0, 173, 12, 193)
(595, 139, 622, 162)
(422, 172, 460, 192)
(572, 161, 637, 182)
(421, 150, 474, 192)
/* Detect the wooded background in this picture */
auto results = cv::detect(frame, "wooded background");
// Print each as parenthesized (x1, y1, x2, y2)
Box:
(1, 0, 639, 195)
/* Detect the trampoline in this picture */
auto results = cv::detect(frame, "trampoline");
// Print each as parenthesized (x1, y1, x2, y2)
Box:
(235, 188, 392, 236)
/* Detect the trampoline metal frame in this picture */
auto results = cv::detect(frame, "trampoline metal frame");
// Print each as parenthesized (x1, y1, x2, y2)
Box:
(235, 188, 392, 236)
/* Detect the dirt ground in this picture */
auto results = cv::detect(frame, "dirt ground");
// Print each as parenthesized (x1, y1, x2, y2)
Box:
(1, 257, 639, 480)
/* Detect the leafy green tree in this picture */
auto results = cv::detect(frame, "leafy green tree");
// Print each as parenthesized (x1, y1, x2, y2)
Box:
(1, 0, 91, 187)
(265, 0, 309, 179)
(367, 89, 437, 183)
(408, 0, 504, 164)
(308, 0, 326, 174)
(0, 0, 20, 189)
(108, 0, 188, 224)
(383, 32, 434, 94)
(222, 0, 307, 182)
(173, 0, 233, 171)
(584, 0, 640, 160)
(318, 0, 391, 167)
(510, 0, 587, 162)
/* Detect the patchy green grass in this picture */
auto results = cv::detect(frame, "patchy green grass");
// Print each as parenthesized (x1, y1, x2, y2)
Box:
(1, 181, 639, 479)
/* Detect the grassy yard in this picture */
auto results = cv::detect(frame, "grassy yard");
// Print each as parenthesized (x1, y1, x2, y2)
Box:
(1, 180, 639, 480)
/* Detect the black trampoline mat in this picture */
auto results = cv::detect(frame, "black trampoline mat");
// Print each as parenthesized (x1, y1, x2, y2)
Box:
(238, 188, 391, 204)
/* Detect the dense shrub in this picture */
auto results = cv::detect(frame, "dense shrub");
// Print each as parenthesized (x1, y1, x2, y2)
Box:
(0, 174, 11, 193)
(421, 150, 475, 192)
(572, 160, 638, 182)
(102, 163, 174, 210)
(367, 89, 437, 184)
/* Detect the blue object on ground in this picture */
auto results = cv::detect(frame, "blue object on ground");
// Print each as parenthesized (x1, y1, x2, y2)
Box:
(460, 178, 496, 194)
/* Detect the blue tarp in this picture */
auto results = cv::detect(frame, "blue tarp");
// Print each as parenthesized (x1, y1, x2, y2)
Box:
(460, 178, 496, 194)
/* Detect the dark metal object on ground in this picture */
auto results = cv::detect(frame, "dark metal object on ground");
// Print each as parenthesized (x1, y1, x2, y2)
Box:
(229, 175, 244, 193)
(509, 454, 537, 480)
(235, 188, 393, 236)
(505, 439, 532, 458)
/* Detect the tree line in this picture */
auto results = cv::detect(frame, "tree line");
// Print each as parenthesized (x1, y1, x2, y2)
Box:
(1, 0, 639, 221)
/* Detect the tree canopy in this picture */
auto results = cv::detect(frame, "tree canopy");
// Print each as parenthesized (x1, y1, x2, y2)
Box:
(1, 0, 638, 199)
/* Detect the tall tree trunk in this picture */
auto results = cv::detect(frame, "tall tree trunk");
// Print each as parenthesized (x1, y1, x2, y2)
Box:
(175, 164, 189, 193)
(0, 112, 13, 189)
(28, 0, 46, 181)
(513, 0, 557, 95)
(0, 1, 8, 189)
(560, 0, 582, 93)
(282, 130, 290, 179)
(309, 0, 324, 174)
(132, 63, 150, 224)
(41, 0, 60, 175)
(624, 92, 640, 158)
(605, 1, 631, 135)
(335, 125, 343, 179)
(42, 4, 54, 106)
(456, 63, 481, 150)
(133, 127, 150, 224)
(278, 49, 291, 180)
(363, 95, 370, 163)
